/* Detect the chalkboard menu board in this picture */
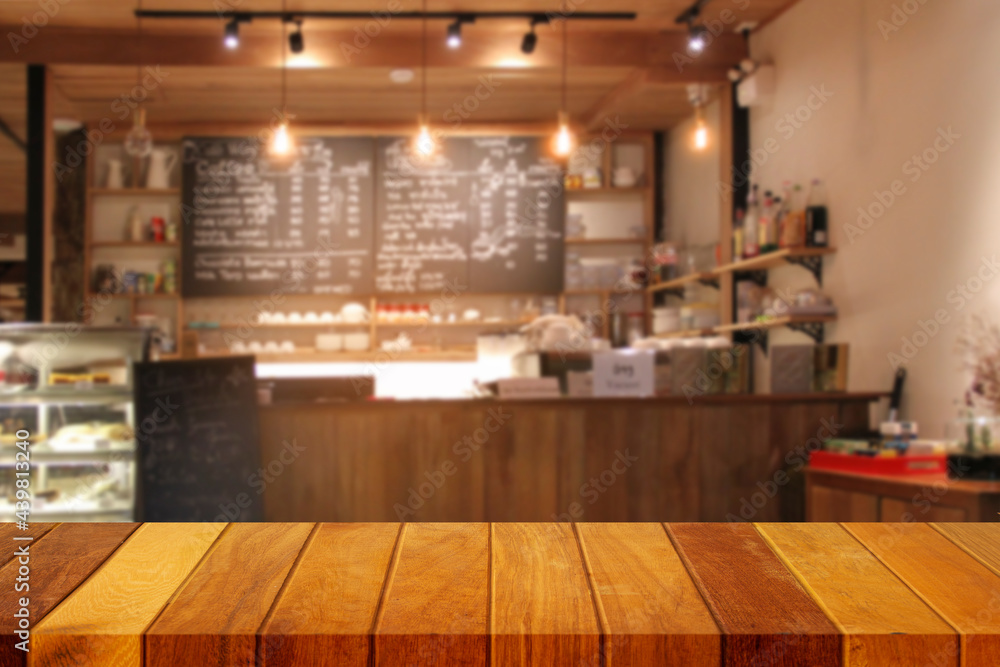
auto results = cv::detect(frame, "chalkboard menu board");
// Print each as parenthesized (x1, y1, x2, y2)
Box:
(134, 357, 262, 522)
(374, 136, 564, 294)
(181, 135, 564, 298)
(375, 137, 471, 294)
(181, 136, 375, 297)
(466, 137, 565, 293)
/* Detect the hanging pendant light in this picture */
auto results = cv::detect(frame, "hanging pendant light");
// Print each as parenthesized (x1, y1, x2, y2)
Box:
(552, 5, 575, 158)
(414, 0, 437, 158)
(271, 1, 294, 157)
(124, 0, 153, 158)
(687, 84, 710, 151)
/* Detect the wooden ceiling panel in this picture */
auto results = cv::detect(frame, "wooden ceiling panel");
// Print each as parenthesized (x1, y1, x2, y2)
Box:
(0, 0, 794, 32)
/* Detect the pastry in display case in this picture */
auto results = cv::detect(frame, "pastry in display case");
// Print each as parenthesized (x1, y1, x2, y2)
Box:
(0, 325, 149, 521)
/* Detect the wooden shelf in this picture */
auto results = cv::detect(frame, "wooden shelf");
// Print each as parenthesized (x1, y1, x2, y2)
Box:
(89, 188, 180, 196)
(377, 320, 522, 328)
(647, 272, 718, 295)
(565, 238, 646, 246)
(99, 293, 179, 301)
(565, 187, 648, 196)
(714, 315, 837, 334)
(0, 299, 25, 308)
(563, 289, 610, 296)
(651, 315, 836, 341)
(91, 242, 179, 249)
(714, 247, 835, 275)
(188, 321, 369, 330)
(652, 328, 717, 339)
(200, 348, 478, 363)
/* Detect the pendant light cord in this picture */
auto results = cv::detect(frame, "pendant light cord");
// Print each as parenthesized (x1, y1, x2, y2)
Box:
(421, 0, 428, 118)
(281, 0, 288, 114)
(135, 0, 143, 91)
(561, 0, 568, 114)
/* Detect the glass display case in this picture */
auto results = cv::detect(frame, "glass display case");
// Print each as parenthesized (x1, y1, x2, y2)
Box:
(0, 324, 149, 521)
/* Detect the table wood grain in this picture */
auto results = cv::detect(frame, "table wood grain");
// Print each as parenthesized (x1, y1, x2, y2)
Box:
(4, 522, 999, 666)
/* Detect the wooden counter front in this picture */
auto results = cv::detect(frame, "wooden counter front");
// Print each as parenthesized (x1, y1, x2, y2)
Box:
(8, 522, 1000, 666)
(806, 468, 1000, 522)
(256, 394, 881, 522)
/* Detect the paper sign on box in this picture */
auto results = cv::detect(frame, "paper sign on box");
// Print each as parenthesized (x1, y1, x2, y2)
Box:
(592, 350, 655, 397)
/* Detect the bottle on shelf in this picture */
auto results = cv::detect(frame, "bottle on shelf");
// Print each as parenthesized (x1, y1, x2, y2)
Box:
(805, 179, 829, 247)
(777, 181, 793, 248)
(759, 191, 779, 254)
(743, 184, 760, 258)
(732, 209, 745, 261)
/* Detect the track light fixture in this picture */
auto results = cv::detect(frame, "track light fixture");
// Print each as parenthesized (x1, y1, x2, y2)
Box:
(153, 10, 637, 56)
(521, 16, 548, 55)
(675, 0, 711, 54)
(224, 19, 239, 49)
(289, 20, 304, 54)
(447, 21, 462, 49)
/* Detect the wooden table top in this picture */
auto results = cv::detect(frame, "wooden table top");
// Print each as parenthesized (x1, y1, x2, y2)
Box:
(2, 522, 999, 666)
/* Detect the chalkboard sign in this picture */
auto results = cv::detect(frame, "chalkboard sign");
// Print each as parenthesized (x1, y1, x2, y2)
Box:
(133, 356, 262, 521)
(181, 136, 375, 297)
(374, 136, 564, 294)
(374, 137, 471, 294)
(466, 137, 564, 293)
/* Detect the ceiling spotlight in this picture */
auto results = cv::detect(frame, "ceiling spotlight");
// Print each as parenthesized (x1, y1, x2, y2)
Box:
(447, 21, 462, 49)
(289, 21, 304, 54)
(224, 19, 239, 49)
(521, 30, 537, 55)
(521, 16, 547, 55)
(687, 24, 708, 54)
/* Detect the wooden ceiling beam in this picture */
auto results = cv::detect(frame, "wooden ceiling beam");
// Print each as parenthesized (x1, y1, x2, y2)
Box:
(581, 66, 729, 130)
(0, 27, 747, 71)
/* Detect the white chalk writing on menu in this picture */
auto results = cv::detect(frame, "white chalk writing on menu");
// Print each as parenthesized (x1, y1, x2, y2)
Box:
(181, 136, 375, 296)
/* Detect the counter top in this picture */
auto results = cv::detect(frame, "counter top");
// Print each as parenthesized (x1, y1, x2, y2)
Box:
(259, 391, 888, 409)
(7, 522, 1000, 666)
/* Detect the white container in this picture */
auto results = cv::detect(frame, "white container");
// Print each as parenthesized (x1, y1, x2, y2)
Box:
(145, 149, 176, 189)
(343, 332, 370, 351)
(316, 333, 344, 352)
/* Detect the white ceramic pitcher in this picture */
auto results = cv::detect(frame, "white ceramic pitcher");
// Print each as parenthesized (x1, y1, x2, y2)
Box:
(106, 159, 125, 189)
(145, 149, 176, 189)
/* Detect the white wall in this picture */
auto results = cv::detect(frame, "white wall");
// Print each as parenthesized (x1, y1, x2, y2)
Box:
(663, 98, 723, 305)
(664, 98, 722, 248)
(749, 0, 1000, 436)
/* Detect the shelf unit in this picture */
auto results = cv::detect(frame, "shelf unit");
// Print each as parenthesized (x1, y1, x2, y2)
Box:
(85, 141, 183, 359)
(563, 133, 655, 339)
(647, 247, 837, 348)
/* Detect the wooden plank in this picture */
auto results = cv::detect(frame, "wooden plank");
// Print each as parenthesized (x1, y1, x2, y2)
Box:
(758, 523, 958, 666)
(145, 523, 314, 667)
(260, 523, 400, 666)
(33, 523, 226, 666)
(375, 523, 489, 665)
(0, 524, 56, 566)
(491, 523, 601, 666)
(934, 523, 1000, 577)
(0, 523, 137, 667)
(665, 523, 841, 666)
(807, 486, 878, 522)
(844, 523, 1000, 667)
(576, 523, 720, 666)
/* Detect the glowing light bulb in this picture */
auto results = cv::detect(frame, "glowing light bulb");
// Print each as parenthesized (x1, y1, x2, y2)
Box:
(124, 108, 153, 158)
(693, 117, 709, 151)
(553, 113, 575, 157)
(271, 122, 292, 156)
(416, 123, 436, 157)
